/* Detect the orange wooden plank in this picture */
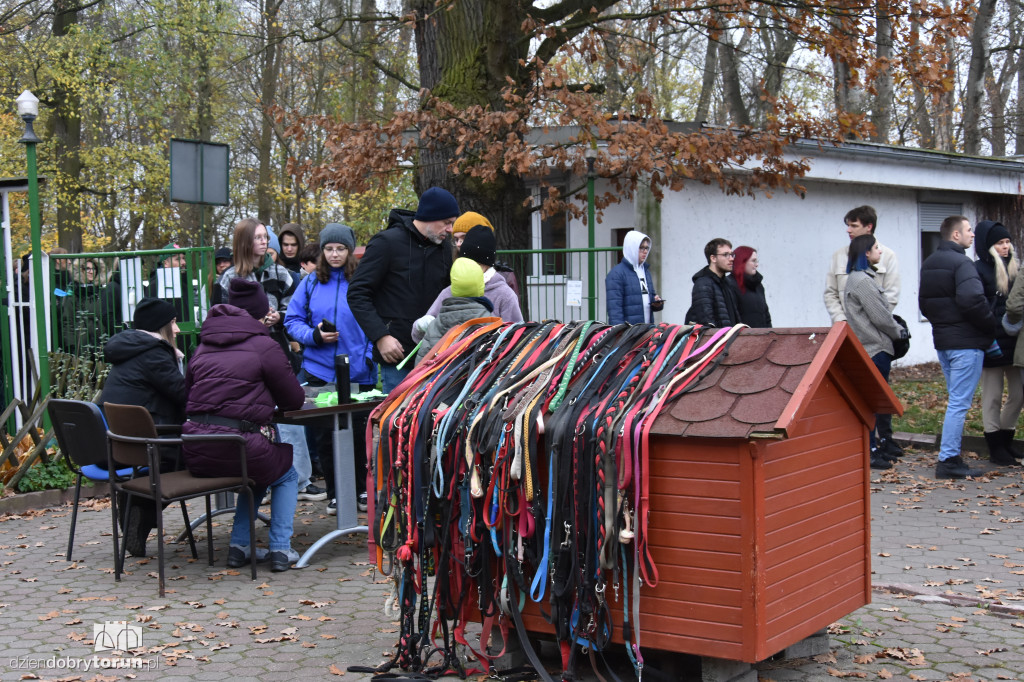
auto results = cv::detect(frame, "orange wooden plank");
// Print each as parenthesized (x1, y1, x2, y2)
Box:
(765, 544, 866, 600)
(764, 495, 863, 543)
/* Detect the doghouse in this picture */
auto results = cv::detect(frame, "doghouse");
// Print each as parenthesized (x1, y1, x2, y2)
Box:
(521, 323, 902, 663)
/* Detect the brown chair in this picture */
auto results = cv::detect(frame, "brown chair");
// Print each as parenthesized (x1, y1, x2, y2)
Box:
(103, 402, 257, 596)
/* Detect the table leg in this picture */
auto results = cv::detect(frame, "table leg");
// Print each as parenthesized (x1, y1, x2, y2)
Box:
(294, 410, 367, 568)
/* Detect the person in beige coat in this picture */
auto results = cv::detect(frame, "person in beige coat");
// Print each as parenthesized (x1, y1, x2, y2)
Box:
(824, 205, 900, 323)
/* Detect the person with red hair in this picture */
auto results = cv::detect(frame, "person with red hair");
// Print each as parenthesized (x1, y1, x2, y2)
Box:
(729, 246, 772, 327)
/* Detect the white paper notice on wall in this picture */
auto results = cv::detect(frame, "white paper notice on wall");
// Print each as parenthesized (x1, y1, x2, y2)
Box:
(566, 280, 583, 308)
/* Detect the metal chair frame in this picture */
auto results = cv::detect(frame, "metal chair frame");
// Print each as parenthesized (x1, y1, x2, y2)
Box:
(103, 402, 257, 596)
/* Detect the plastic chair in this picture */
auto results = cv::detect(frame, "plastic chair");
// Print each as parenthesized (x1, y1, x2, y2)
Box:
(103, 402, 257, 596)
(47, 399, 136, 561)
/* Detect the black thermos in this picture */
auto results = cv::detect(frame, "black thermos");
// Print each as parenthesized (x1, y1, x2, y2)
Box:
(334, 354, 350, 403)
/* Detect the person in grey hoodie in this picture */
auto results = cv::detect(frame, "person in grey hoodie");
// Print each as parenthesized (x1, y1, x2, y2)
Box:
(844, 234, 906, 470)
(412, 258, 495, 365)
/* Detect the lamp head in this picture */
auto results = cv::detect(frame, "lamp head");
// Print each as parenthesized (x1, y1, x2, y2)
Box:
(584, 145, 597, 161)
(16, 90, 39, 119)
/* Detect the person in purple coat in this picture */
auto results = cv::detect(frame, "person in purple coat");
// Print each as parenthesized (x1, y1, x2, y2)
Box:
(182, 278, 306, 572)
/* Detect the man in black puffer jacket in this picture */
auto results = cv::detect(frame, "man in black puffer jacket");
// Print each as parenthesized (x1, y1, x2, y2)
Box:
(347, 187, 457, 392)
(686, 237, 740, 327)
(919, 215, 997, 480)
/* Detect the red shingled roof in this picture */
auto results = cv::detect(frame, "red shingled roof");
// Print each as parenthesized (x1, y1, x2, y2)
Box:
(650, 323, 903, 439)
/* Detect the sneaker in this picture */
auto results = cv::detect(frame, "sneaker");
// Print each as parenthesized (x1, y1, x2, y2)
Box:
(357, 492, 368, 513)
(123, 506, 150, 558)
(298, 484, 328, 501)
(261, 491, 271, 505)
(227, 545, 269, 567)
(935, 455, 983, 479)
(327, 498, 336, 515)
(269, 548, 300, 572)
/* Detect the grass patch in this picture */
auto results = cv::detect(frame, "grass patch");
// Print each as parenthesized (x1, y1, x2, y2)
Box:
(890, 362, 986, 436)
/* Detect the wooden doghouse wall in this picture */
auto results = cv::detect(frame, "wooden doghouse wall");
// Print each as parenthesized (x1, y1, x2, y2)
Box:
(758, 370, 872, 659)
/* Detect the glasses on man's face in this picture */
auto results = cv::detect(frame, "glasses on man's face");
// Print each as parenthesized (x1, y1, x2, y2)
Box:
(716, 252, 735, 259)
(639, 245, 651, 251)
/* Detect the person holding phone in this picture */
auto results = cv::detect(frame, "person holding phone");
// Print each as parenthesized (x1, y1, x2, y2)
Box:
(284, 223, 376, 513)
(606, 230, 662, 324)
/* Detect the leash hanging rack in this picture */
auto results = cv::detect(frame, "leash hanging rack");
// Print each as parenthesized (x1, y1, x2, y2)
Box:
(357, 320, 745, 681)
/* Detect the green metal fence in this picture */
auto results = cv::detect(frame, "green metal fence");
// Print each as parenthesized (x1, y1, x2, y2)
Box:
(495, 247, 620, 322)
(46, 247, 212, 400)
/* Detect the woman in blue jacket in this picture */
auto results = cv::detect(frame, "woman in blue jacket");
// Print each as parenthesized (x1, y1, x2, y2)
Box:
(605, 230, 662, 324)
(284, 223, 376, 513)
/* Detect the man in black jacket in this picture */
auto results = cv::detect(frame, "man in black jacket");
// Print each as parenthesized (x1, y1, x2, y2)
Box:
(686, 238, 740, 327)
(919, 215, 997, 479)
(347, 187, 458, 392)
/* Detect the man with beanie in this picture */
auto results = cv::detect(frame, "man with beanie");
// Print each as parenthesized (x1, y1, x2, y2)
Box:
(420, 224, 523, 324)
(412, 258, 495, 365)
(453, 210, 521, 297)
(348, 186, 458, 391)
(824, 205, 900, 323)
(920, 216, 997, 479)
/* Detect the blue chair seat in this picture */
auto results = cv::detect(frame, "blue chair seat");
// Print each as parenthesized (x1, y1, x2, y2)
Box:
(81, 464, 136, 481)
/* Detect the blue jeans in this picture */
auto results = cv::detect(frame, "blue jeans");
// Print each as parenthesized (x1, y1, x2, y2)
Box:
(231, 465, 298, 552)
(381, 363, 410, 394)
(278, 423, 312, 490)
(870, 352, 893, 450)
(937, 348, 984, 462)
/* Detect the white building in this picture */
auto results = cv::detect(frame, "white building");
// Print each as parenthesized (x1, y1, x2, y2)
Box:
(535, 138, 1024, 365)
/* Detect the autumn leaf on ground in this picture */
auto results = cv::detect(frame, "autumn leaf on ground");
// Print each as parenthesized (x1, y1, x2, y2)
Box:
(854, 653, 876, 664)
(826, 668, 867, 679)
(329, 664, 345, 676)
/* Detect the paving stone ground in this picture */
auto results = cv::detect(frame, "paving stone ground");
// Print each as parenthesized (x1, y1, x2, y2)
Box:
(1, 445, 1022, 682)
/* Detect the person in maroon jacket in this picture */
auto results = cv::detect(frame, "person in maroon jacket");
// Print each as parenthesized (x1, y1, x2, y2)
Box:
(182, 278, 306, 572)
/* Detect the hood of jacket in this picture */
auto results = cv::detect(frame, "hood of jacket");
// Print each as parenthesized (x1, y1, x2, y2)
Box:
(622, 230, 651, 268)
(387, 208, 437, 247)
(103, 329, 171, 364)
(199, 304, 271, 347)
(975, 221, 998, 265)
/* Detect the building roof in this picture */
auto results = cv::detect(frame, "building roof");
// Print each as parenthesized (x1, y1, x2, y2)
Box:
(650, 323, 902, 439)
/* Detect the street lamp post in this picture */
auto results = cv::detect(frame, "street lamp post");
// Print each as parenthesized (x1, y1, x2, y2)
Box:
(17, 90, 50, 402)
(585, 146, 597, 321)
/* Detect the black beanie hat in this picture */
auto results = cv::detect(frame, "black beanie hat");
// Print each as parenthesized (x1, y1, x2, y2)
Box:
(214, 247, 232, 262)
(133, 297, 177, 332)
(459, 224, 496, 266)
(414, 187, 460, 222)
(228, 278, 270, 320)
(986, 222, 1012, 252)
(320, 223, 356, 251)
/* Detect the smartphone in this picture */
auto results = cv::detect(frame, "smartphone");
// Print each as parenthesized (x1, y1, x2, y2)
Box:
(321, 318, 337, 333)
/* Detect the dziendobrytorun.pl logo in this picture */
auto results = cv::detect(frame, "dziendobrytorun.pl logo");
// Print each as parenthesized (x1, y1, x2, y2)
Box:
(7, 620, 157, 672)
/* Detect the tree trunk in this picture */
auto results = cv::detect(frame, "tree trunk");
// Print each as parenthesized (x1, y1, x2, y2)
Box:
(695, 30, 719, 123)
(963, 0, 997, 154)
(411, 0, 531, 250)
(908, 7, 935, 147)
(871, 2, 894, 142)
(719, 30, 750, 126)
(256, 0, 284, 224)
(50, 0, 84, 252)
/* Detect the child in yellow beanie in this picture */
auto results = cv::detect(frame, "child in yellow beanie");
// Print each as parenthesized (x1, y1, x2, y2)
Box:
(412, 257, 494, 364)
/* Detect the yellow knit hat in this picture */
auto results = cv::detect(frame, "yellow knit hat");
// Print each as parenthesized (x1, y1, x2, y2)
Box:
(450, 257, 484, 298)
(452, 211, 493, 236)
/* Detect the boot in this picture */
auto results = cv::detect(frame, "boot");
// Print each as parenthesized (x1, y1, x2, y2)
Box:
(869, 449, 893, 469)
(986, 431, 1019, 465)
(875, 439, 900, 462)
(935, 455, 983, 479)
(1000, 429, 1024, 459)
